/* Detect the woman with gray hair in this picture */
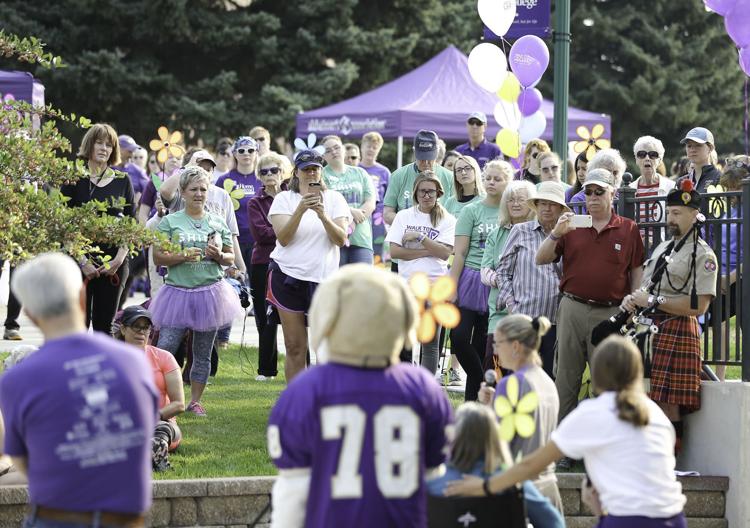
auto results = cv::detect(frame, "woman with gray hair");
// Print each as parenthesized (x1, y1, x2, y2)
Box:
(629, 136, 674, 248)
(568, 148, 627, 206)
(480, 180, 537, 367)
(151, 166, 243, 417)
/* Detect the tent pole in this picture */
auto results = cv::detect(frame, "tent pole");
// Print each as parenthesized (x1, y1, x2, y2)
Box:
(552, 0, 571, 183)
(397, 136, 404, 168)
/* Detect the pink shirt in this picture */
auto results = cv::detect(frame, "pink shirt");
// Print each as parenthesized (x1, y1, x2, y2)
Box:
(145, 345, 180, 410)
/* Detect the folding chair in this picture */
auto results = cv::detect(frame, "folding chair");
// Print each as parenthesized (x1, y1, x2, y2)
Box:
(428, 486, 527, 528)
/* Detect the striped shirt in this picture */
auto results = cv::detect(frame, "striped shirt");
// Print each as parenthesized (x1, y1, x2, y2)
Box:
(494, 220, 562, 323)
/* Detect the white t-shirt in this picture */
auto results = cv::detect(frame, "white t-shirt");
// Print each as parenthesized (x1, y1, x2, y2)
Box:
(551, 392, 685, 518)
(269, 189, 351, 283)
(385, 207, 456, 281)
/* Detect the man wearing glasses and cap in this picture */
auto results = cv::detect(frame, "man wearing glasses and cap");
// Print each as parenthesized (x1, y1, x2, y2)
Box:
(536, 168, 644, 469)
(454, 111, 501, 169)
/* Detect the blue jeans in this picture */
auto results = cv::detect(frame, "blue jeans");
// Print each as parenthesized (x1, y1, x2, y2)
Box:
(339, 246, 373, 266)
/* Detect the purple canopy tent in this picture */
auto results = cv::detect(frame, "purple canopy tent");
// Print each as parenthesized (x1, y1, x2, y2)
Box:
(0, 70, 46, 130)
(296, 46, 610, 166)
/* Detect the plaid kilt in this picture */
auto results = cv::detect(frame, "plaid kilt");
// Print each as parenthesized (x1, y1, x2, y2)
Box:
(648, 312, 701, 412)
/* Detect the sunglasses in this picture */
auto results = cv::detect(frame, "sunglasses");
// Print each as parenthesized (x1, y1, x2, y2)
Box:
(636, 150, 660, 160)
(235, 148, 256, 155)
(584, 187, 607, 196)
(467, 119, 484, 126)
(724, 157, 750, 171)
(128, 323, 152, 334)
(259, 167, 281, 176)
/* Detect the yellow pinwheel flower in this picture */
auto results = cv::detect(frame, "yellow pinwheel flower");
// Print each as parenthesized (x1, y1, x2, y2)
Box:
(222, 179, 246, 211)
(705, 184, 726, 219)
(408, 273, 460, 343)
(149, 126, 184, 164)
(573, 124, 610, 161)
(493, 374, 538, 441)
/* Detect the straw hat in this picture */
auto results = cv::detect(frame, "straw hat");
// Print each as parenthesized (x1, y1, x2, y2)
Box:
(527, 181, 571, 212)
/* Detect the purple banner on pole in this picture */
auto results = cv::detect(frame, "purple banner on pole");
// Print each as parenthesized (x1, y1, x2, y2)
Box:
(483, 0, 551, 40)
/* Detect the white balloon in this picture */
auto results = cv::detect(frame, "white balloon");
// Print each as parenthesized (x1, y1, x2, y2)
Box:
(468, 43, 508, 93)
(519, 110, 547, 143)
(493, 100, 521, 130)
(478, 0, 517, 37)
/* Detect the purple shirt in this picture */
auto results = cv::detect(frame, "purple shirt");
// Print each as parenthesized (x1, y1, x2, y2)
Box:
(216, 169, 263, 245)
(268, 362, 453, 528)
(116, 163, 149, 195)
(247, 184, 287, 265)
(0, 333, 158, 513)
(360, 162, 391, 204)
(454, 139, 501, 169)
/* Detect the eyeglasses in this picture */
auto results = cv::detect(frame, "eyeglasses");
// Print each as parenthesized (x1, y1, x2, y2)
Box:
(418, 189, 438, 197)
(235, 148, 256, 155)
(584, 187, 607, 196)
(636, 150, 660, 160)
(252, 137, 267, 142)
(129, 323, 152, 334)
(455, 166, 475, 174)
(541, 165, 560, 172)
(467, 119, 484, 126)
(259, 167, 281, 176)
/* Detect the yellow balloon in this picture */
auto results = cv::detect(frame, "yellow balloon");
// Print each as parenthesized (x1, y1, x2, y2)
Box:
(496, 129, 520, 158)
(497, 73, 521, 102)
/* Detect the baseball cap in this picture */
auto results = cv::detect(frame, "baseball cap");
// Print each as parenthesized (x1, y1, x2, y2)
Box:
(188, 149, 217, 167)
(295, 149, 324, 170)
(468, 111, 488, 124)
(232, 136, 258, 152)
(413, 130, 439, 161)
(680, 127, 714, 145)
(121, 305, 153, 326)
(583, 168, 615, 189)
(118, 134, 140, 152)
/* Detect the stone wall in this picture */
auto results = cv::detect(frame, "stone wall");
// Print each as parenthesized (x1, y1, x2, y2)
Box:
(0, 474, 727, 527)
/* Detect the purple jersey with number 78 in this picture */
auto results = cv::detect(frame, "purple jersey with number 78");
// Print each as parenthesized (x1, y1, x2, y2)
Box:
(267, 362, 453, 527)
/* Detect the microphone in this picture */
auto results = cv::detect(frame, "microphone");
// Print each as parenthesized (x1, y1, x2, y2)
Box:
(484, 369, 498, 388)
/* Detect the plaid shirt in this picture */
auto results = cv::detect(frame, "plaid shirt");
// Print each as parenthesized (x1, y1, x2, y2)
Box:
(495, 220, 562, 323)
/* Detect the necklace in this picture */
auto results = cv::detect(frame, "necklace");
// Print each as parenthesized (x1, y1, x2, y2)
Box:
(189, 215, 205, 229)
(88, 167, 108, 199)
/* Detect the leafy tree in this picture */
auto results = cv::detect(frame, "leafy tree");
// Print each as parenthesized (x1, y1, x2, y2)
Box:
(0, 30, 167, 264)
(564, 0, 746, 165)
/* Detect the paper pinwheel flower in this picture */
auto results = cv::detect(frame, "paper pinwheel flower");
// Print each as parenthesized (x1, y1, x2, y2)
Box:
(408, 273, 460, 343)
(149, 126, 184, 164)
(293, 132, 326, 155)
(494, 374, 538, 441)
(222, 179, 246, 210)
(373, 255, 387, 269)
(573, 124, 610, 161)
(705, 184, 726, 218)
(372, 210, 384, 226)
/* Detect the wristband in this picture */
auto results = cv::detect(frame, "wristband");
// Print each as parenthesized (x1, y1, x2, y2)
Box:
(548, 232, 561, 241)
(483, 477, 492, 496)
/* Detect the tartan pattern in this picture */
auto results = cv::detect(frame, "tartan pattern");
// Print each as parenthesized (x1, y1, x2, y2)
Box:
(648, 313, 701, 412)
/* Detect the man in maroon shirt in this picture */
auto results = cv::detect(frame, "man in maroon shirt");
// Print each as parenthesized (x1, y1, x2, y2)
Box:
(536, 168, 644, 462)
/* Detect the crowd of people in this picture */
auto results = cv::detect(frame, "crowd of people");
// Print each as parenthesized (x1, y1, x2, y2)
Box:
(0, 110, 747, 527)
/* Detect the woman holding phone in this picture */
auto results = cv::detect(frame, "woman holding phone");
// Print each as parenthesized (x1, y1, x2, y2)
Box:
(267, 149, 351, 382)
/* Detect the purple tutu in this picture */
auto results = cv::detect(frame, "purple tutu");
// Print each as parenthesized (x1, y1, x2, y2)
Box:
(457, 267, 490, 313)
(150, 280, 243, 332)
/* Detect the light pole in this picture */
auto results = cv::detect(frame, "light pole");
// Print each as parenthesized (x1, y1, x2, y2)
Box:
(552, 0, 571, 182)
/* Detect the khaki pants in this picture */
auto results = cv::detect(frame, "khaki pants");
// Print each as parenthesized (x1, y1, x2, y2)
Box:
(555, 295, 619, 422)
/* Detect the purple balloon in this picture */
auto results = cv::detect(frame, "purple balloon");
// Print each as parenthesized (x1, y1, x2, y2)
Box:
(740, 46, 750, 77)
(518, 87, 543, 116)
(704, 0, 738, 15)
(509, 36, 550, 88)
(725, 0, 750, 48)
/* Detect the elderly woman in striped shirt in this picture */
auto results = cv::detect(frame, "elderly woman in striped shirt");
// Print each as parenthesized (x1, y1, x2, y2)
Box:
(491, 181, 571, 379)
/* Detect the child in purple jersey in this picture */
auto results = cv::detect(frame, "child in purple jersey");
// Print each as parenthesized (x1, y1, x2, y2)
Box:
(267, 265, 453, 528)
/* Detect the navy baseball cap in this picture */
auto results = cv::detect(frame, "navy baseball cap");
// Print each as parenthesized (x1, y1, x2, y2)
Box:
(121, 305, 152, 326)
(413, 130, 439, 161)
(295, 149, 324, 170)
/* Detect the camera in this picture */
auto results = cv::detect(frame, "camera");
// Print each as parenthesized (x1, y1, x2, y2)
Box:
(239, 285, 251, 309)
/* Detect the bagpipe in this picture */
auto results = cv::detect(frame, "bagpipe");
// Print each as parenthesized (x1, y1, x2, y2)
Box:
(591, 213, 706, 355)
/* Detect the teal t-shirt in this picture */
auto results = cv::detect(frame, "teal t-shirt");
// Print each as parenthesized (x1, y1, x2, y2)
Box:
(323, 165, 376, 249)
(382, 163, 455, 212)
(157, 210, 232, 288)
(481, 225, 511, 334)
(443, 194, 483, 218)
(455, 201, 501, 270)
